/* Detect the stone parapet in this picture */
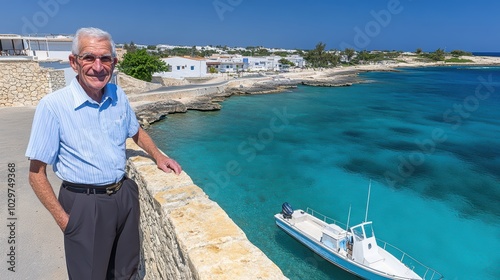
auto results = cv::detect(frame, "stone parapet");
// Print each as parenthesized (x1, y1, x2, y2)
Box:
(0, 60, 65, 106)
(125, 139, 287, 280)
(117, 72, 163, 95)
(127, 85, 226, 103)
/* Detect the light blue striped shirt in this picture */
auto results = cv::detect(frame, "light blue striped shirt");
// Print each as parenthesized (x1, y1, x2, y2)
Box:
(26, 78, 140, 185)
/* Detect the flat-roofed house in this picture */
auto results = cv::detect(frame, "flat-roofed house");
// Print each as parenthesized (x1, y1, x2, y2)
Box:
(0, 34, 72, 61)
(157, 56, 208, 78)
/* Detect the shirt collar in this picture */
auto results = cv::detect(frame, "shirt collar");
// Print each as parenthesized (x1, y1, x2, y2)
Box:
(71, 77, 117, 109)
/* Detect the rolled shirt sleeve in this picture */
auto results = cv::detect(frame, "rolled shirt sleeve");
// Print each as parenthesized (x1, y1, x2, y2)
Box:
(25, 99, 60, 165)
(126, 101, 140, 138)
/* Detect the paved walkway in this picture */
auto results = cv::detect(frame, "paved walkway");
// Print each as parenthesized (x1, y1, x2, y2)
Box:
(0, 107, 66, 280)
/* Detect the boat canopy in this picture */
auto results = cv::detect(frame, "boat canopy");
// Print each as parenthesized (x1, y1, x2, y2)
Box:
(351, 221, 375, 241)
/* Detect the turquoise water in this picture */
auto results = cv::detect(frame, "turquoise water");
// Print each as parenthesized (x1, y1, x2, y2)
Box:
(149, 66, 500, 280)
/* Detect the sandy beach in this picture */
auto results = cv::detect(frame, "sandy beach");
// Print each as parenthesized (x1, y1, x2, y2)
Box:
(214, 54, 500, 96)
(279, 54, 500, 81)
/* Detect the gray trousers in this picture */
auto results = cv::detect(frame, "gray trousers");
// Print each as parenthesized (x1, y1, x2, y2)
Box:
(58, 178, 140, 280)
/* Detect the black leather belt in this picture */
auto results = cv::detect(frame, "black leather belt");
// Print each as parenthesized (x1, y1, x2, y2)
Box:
(62, 177, 126, 195)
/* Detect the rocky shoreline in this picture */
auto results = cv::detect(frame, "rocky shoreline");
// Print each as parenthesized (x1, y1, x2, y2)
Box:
(225, 71, 361, 95)
(129, 55, 500, 127)
(130, 70, 367, 127)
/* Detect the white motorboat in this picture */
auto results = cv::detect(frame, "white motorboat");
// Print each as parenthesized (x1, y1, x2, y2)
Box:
(274, 202, 443, 280)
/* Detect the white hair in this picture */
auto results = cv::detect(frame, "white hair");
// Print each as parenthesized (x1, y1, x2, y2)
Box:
(72, 27, 116, 56)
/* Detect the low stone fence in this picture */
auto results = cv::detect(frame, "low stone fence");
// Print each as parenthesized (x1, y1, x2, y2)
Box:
(117, 72, 163, 95)
(127, 85, 227, 103)
(125, 139, 287, 280)
(0, 60, 65, 106)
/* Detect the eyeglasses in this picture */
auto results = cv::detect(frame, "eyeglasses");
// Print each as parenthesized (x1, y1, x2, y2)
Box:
(74, 53, 115, 65)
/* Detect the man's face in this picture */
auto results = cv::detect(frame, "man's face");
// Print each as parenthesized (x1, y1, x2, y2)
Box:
(69, 36, 117, 96)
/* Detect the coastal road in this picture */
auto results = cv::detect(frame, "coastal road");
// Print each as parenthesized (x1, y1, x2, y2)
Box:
(0, 107, 66, 280)
(146, 80, 229, 93)
(140, 74, 271, 95)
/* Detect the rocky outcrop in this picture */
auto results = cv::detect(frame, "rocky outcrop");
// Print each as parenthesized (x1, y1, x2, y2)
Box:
(225, 78, 298, 95)
(299, 70, 362, 87)
(183, 96, 222, 111)
(225, 71, 367, 94)
(133, 100, 188, 127)
(128, 83, 230, 126)
(300, 80, 354, 87)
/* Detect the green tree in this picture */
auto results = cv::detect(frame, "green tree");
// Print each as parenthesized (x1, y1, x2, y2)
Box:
(117, 49, 168, 82)
(274, 51, 290, 57)
(279, 58, 295, 66)
(124, 41, 137, 52)
(325, 51, 340, 67)
(430, 48, 446, 61)
(450, 50, 472, 57)
(305, 42, 328, 68)
(295, 49, 306, 56)
(343, 48, 356, 63)
(356, 50, 371, 64)
(255, 48, 271, 56)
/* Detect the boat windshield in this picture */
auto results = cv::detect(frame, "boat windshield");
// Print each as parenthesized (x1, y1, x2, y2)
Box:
(351, 222, 375, 241)
(363, 223, 374, 239)
(352, 226, 364, 240)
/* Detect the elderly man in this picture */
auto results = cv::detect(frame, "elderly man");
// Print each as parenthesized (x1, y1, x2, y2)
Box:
(26, 27, 181, 279)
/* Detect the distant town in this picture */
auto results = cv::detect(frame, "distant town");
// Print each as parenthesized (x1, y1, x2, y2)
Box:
(0, 33, 479, 83)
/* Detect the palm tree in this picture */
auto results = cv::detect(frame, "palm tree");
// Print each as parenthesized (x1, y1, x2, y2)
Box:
(305, 42, 328, 68)
(343, 48, 356, 64)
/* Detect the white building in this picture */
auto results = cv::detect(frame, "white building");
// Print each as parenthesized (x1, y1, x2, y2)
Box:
(0, 34, 72, 61)
(157, 56, 208, 78)
(244, 56, 273, 72)
(208, 54, 294, 72)
(154, 53, 306, 78)
(209, 55, 244, 73)
(0, 34, 76, 85)
(243, 55, 305, 71)
(286, 55, 306, 68)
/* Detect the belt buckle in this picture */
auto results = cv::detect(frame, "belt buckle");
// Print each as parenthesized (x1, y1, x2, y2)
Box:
(106, 180, 124, 195)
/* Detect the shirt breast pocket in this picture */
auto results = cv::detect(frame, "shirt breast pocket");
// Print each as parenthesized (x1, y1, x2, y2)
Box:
(108, 113, 128, 146)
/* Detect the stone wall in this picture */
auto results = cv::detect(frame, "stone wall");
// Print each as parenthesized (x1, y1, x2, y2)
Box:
(117, 72, 162, 95)
(49, 68, 66, 92)
(125, 139, 287, 280)
(151, 76, 189, 87)
(0, 60, 66, 106)
(127, 85, 226, 103)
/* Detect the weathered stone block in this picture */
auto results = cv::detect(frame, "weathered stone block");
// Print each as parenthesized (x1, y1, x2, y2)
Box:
(125, 139, 287, 280)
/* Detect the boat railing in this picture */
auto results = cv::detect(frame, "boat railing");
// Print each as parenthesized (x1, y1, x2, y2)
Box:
(305, 208, 443, 280)
(306, 208, 348, 230)
(377, 238, 444, 280)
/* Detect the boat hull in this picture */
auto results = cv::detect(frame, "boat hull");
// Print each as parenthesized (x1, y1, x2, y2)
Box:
(275, 216, 410, 280)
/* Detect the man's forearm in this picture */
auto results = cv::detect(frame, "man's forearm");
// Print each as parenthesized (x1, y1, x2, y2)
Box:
(132, 127, 163, 160)
(29, 160, 68, 231)
(132, 127, 182, 174)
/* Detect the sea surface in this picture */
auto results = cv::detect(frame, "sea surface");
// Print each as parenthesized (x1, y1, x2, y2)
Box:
(472, 52, 500, 57)
(149, 66, 500, 280)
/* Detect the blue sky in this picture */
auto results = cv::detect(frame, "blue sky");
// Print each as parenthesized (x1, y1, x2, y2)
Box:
(1, 0, 499, 52)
